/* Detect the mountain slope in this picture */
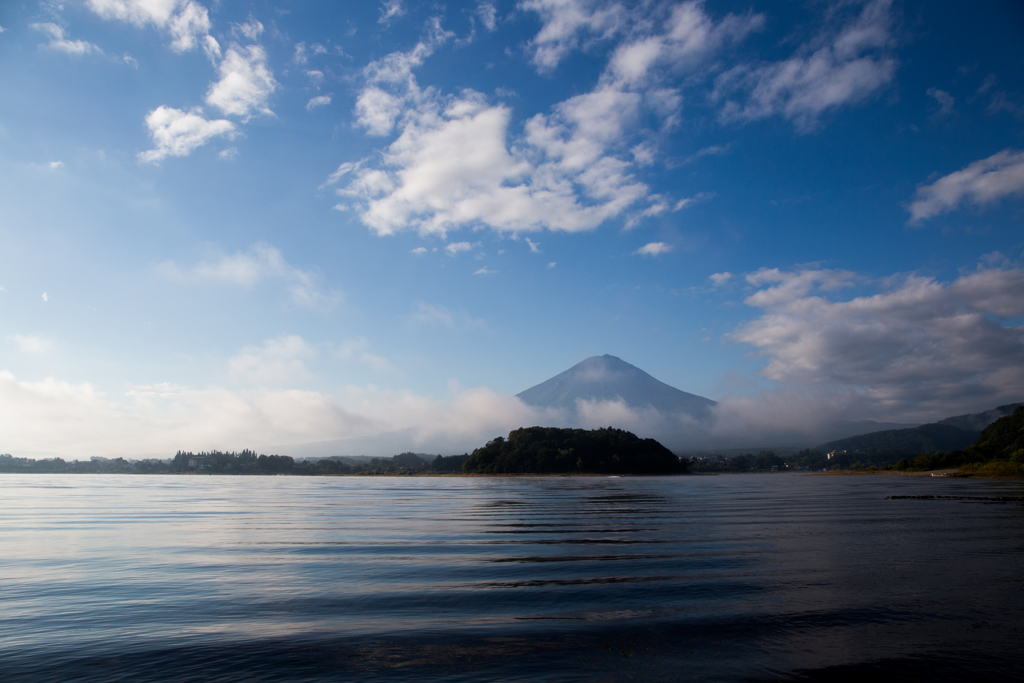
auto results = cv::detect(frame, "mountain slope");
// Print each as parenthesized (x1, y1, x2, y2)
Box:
(935, 402, 1024, 432)
(516, 355, 716, 419)
(816, 423, 980, 455)
(815, 402, 1023, 455)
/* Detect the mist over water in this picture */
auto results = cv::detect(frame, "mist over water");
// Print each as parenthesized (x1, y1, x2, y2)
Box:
(2, 474, 1023, 681)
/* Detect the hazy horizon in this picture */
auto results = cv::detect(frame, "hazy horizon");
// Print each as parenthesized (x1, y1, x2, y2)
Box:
(1, 0, 1023, 458)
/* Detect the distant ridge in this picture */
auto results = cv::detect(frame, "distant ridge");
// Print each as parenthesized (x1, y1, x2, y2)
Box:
(816, 402, 1024, 455)
(936, 403, 1024, 432)
(517, 355, 716, 419)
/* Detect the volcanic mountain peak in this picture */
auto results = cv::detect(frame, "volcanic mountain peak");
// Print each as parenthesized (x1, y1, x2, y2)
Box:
(516, 354, 716, 419)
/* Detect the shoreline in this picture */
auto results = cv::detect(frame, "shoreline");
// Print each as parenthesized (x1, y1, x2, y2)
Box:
(810, 468, 1024, 479)
(0, 471, 688, 478)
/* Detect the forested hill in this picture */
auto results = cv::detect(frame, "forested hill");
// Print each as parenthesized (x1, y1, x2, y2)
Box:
(888, 406, 1024, 473)
(816, 402, 1023, 456)
(461, 426, 684, 474)
(816, 423, 980, 456)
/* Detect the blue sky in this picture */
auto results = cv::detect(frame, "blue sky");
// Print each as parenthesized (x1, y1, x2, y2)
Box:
(1, 0, 1022, 456)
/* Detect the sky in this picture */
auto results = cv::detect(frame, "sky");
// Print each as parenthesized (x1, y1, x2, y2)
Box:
(0, 0, 1022, 457)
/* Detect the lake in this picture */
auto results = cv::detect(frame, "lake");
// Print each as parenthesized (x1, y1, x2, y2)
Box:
(2, 473, 1022, 681)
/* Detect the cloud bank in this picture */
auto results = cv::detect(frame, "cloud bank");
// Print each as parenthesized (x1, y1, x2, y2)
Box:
(729, 263, 1024, 421)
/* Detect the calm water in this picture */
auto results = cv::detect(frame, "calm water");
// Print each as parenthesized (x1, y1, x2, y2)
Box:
(1, 473, 1023, 682)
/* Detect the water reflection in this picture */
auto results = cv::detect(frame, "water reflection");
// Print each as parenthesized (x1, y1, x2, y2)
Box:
(1, 473, 1022, 682)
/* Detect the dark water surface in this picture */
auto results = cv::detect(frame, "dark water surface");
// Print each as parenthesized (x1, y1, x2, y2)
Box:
(2, 473, 1023, 682)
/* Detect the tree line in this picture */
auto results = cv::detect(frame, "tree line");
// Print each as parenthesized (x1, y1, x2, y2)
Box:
(884, 406, 1024, 474)
(0, 450, 467, 475)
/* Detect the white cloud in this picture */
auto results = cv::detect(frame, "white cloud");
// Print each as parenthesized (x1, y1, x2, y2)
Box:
(31, 23, 102, 55)
(927, 87, 954, 117)
(379, 0, 405, 24)
(12, 335, 54, 354)
(339, 3, 757, 238)
(321, 160, 367, 189)
(548, 262, 556, 268)
(683, 144, 731, 164)
(354, 87, 405, 136)
(206, 44, 278, 118)
(353, 22, 453, 136)
(88, 0, 181, 27)
(48, 161, 64, 169)
(445, 241, 473, 256)
(232, 16, 264, 41)
(714, 0, 896, 131)
(526, 238, 541, 253)
(631, 143, 655, 166)
(410, 247, 428, 255)
(624, 198, 670, 228)
(743, 266, 856, 306)
(307, 95, 332, 110)
(473, 267, 496, 275)
(228, 335, 316, 386)
(728, 264, 1024, 420)
(907, 149, 1024, 223)
(0, 369, 377, 456)
(605, 2, 763, 87)
(306, 70, 324, 85)
(708, 271, 732, 286)
(636, 242, 672, 256)
(138, 106, 235, 163)
(157, 242, 335, 307)
(477, 3, 497, 31)
(521, 0, 762, 78)
(41, 292, 48, 302)
(519, 0, 626, 73)
(339, 383, 553, 454)
(343, 89, 649, 236)
(293, 42, 308, 64)
(674, 191, 713, 210)
(218, 147, 238, 161)
(168, 0, 212, 53)
(87, 0, 215, 55)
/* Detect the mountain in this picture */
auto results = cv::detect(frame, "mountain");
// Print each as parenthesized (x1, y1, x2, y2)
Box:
(815, 402, 1023, 455)
(935, 402, 1024, 432)
(516, 355, 717, 419)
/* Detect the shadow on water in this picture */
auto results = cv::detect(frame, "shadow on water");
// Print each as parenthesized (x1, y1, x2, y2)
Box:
(7, 613, 1023, 683)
